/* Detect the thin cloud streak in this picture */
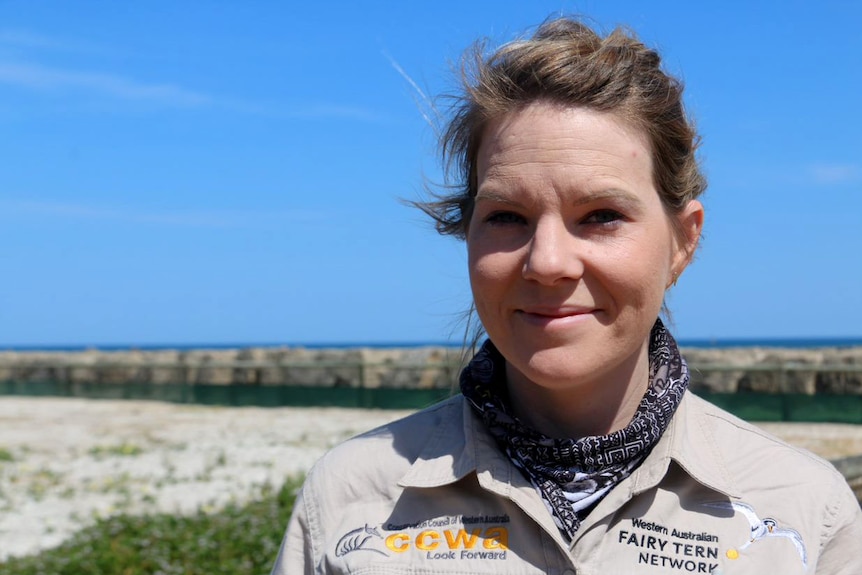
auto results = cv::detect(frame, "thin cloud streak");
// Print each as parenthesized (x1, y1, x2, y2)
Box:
(807, 163, 860, 185)
(0, 28, 212, 108)
(0, 29, 63, 50)
(0, 28, 105, 54)
(0, 29, 384, 120)
(382, 49, 438, 131)
(0, 61, 383, 120)
(277, 103, 384, 122)
(0, 199, 326, 229)
(0, 62, 212, 107)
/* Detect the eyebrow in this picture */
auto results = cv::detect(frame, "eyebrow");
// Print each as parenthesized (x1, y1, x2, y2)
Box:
(474, 188, 645, 210)
(571, 189, 645, 210)
(473, 189, 525, 206)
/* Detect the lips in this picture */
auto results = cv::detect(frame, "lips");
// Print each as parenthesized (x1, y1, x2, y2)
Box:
(516, 306, 597, 328)
(518, 305, 595, 318)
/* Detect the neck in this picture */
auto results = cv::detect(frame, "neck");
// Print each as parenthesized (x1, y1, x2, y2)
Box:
(504, 342, 651, 439)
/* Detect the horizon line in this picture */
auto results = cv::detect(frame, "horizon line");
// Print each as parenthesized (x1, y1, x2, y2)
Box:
(3, 335, 862, 352)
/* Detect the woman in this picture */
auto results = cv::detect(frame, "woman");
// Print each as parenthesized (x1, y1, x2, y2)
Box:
(273, 18, 862, 575)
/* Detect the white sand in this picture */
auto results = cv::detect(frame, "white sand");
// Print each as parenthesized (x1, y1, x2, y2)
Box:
(0, 397, 411, 561)
(0, 396, 859, 561)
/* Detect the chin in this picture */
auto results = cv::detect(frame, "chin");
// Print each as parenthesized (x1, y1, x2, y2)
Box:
(516, 345, 606, 390)
(503, 330, 650, 395)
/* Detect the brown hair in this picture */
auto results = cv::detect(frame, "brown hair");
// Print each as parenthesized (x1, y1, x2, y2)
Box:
(418, 17, 706, 240)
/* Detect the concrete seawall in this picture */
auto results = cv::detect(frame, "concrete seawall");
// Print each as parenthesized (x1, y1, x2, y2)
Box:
(1, 345, 861, 395)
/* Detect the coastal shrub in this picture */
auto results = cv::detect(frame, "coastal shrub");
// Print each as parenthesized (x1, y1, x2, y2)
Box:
(88, 442, 145, 458)
(0, 477, 302, 575)
(0, 447, 14, 462)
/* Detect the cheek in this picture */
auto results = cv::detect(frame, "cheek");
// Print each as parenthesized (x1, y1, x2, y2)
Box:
(467, 246, 520, 289)
(600, 241, 673, 304)
(467, 246, 518, 314)
(468, 237, 502, 279)
(469, 253, 503, 295)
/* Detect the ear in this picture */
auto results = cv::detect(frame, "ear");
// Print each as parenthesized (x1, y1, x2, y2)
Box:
(669, 200, 704, 286)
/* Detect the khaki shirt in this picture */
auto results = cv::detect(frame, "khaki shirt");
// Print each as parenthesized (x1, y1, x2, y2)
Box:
(273, 392, 862, 574)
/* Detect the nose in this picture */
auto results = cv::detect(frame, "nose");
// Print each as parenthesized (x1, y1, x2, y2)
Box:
(522, 217, 584, 284)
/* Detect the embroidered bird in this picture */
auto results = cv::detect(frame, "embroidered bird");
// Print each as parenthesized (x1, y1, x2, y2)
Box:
(334, 524, 387, 557)
(704, 501, 807, 569)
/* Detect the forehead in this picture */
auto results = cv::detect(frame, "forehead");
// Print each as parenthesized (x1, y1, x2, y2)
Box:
(475, 103, 654, 193)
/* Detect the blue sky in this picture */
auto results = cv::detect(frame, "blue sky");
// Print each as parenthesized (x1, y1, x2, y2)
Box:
(1, 1, 860, 346)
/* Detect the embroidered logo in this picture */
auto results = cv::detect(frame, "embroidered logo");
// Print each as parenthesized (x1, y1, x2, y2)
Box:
(335, 524, 388, 557)
(704, 501, 807, 570)
(334, 516, 511, 562)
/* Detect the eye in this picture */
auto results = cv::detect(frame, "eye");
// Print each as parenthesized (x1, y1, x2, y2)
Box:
(582, 209, 624, 225)
(485, 211, 526, 225)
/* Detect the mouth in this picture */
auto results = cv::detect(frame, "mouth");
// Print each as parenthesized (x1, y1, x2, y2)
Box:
(519, 305, 595, 317)
(516, 306, 597, 327)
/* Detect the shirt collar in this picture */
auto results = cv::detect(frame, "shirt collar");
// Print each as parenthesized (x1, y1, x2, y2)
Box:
(397, 396, 480, 489)
(632, 392, 740, 499)
(399, 391, 741, 500)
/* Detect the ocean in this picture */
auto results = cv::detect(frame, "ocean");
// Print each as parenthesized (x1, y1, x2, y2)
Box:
(4, 337, 862, 352)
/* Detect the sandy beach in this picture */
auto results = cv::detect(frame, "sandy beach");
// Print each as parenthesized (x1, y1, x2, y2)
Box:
(1, 396, 860, 561)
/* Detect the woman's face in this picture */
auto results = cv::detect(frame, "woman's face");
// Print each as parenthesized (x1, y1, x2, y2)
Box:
(467, 102, 702, 394)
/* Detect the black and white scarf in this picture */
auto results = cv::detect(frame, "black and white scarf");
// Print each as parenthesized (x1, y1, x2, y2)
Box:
(460, 319, 689, 540)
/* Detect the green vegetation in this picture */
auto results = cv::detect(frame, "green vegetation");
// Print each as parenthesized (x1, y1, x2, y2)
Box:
(0, 447, 14, 462)
(88, 442, 145, 458)
(0, 478, 301, 575)
(25, 467, 63, 501)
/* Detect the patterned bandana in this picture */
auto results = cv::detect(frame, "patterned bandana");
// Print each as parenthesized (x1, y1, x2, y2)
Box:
(460, 319, 689, 540)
